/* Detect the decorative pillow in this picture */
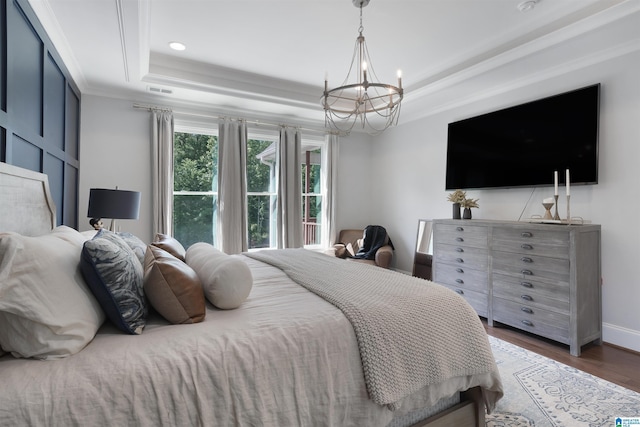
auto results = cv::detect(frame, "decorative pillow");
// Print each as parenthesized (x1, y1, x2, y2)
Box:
(143, 245, 205, 324)
(151, 233, 186, 262)
(117, 232, 147, 266)
(0, 226, 105, 359)
(185, 243, 253, 309)
(346, 242, 357, 257)
(334, 243, 347, 259)
(80, 229, 147, 334)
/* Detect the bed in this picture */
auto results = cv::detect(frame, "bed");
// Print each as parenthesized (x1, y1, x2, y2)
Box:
(0, 162, 502, 426)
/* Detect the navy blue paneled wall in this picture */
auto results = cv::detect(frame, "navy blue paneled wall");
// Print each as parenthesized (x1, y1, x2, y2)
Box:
(0, 0, 81, 228)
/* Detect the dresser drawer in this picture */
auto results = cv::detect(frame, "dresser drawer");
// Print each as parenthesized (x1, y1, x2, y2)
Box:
(493, 297, 570, 344)
(492, 227, 570, 244)
(433, 262, 487, 293)
(492, 227, 569, 258)
(439, 284, 488, 318)
(493, 273, 569, 312)
(433, 224, 488, 248)
(492, 251, 570, 282)
(433, 244, 488, 269)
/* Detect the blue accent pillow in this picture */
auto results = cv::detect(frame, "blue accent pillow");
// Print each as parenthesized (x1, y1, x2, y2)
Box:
(80, 229, 147, 334)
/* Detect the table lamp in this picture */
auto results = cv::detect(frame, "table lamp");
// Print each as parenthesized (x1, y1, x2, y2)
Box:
(88, 188, 141, 231)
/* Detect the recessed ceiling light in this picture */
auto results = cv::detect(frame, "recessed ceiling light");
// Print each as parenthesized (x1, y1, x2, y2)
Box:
(169, 41, 186, 51)
(517, 0, 540, 12)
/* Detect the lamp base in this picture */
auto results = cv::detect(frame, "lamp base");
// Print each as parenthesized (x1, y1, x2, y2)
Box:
(89, 218, 104, 230)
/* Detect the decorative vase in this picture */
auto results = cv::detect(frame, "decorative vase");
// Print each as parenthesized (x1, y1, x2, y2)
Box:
(453, 203, 461, 219)
(463, 208, 472, 219)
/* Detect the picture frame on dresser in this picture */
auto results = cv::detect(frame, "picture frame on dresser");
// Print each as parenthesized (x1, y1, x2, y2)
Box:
(431, 219, 601, 357)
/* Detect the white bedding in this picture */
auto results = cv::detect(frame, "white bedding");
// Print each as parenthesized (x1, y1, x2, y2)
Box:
(0, 256, 465, 426)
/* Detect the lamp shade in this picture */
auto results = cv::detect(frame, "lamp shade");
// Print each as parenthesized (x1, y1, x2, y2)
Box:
(87, 188, 141, 220)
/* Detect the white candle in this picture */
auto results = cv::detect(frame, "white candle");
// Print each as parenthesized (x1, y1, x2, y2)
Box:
(554, 171, 558, 196)
(566, 169, 570, 196)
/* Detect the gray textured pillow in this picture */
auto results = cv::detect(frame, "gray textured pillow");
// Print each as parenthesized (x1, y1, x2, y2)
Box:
(185, 243, 253, 309)
(117, 232, 147, 266)
(81, 229, 147, 334)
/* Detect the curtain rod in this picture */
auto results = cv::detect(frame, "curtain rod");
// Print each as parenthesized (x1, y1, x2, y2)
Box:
(132, 103, 334, 135)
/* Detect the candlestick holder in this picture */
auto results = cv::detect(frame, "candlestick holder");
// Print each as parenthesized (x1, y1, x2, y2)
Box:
(553, 195, 560, 220)
(566, 195, 571, 225)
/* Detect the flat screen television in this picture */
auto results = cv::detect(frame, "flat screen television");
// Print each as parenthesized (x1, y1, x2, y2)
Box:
(445, 84, 600, 190)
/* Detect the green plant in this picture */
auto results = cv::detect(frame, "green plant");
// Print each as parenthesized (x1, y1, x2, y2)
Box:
(447, 189, 466, 204)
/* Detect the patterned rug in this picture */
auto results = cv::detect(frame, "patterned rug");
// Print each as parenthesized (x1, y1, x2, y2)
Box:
(487, 336, 640, 426)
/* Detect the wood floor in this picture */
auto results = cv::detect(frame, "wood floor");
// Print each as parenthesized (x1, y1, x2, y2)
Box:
(483, 320, 640, 394)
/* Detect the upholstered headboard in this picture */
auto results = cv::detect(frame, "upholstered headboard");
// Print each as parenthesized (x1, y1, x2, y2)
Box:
(0, 162, 56, 236)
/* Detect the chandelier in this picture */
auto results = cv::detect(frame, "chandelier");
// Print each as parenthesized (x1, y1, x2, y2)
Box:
(322, 0, 403, 135)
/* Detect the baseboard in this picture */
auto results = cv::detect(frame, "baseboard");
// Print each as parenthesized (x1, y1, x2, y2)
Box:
(603, 322, 640, 353)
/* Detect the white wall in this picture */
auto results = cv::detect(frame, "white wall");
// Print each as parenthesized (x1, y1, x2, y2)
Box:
(333, 132, 374, 233)
(79, 96, 153, 242)
(371, 51, 640, 351)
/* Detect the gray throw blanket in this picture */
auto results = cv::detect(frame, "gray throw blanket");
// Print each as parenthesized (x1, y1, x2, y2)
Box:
(245, 249, 502, 411)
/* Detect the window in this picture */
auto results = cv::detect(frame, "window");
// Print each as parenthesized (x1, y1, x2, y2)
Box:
(173, 128, 328, 249)
(302, 145, 323, 247)
(173, 132, 218, 248)
(247, 138, 277, 249)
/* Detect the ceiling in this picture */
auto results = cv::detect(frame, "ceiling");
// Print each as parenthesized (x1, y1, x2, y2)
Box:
(28, 0, 631, 129)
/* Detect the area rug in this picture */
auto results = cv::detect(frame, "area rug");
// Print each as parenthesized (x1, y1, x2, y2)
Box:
(487, 336, 640, 426)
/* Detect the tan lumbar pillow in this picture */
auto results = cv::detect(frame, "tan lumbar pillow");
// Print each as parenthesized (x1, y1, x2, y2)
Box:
(143, 245, 205, 324)
(185, 243, 253, 309)
(151, 233, 186, 262)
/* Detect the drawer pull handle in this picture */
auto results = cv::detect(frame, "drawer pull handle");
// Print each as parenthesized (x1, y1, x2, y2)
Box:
(456, 227, 464, 232)
(521, 244, 534, 250)
(456, 247, 464, 253)
(521, 307, 533, 314)
(455, 279, 464, 284)
(455, 237, 464, 242)
(521, 232, 533, 238)
(521, 320, 534, 327)
(521, 269, 533, 276)
(456, 258, 464, 263)
(521, 281, 533, 288)
(456, 268, 464, 273)
(455, 289, 464, 295)
(521, 257, 533, 263)
(521, 295, 533, 301)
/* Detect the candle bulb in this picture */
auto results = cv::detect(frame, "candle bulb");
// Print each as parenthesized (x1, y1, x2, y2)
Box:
(566, 169, 570, 196)
(554, 171, 558, 196)
(397, 69, 402, 88)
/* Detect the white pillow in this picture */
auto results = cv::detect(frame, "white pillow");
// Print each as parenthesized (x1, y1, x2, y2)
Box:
(185, 243, 253, 309)
(0, 226, 105, 359)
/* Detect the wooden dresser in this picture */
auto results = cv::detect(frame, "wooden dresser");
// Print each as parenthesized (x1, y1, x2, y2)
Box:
(432, 219, 601, 356)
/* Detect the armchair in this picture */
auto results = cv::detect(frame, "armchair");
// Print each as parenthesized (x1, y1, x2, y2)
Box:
(333, 226, 394, 269)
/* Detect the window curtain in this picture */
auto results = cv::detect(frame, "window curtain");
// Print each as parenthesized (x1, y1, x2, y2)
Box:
(321, 133, 339, 247)
(217, 118, 248, 254)
(151, 110, 174, 236)
(276, 126, 303, 248)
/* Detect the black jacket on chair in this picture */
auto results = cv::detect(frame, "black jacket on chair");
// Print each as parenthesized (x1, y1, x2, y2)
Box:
(353, 225, 394, 260)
